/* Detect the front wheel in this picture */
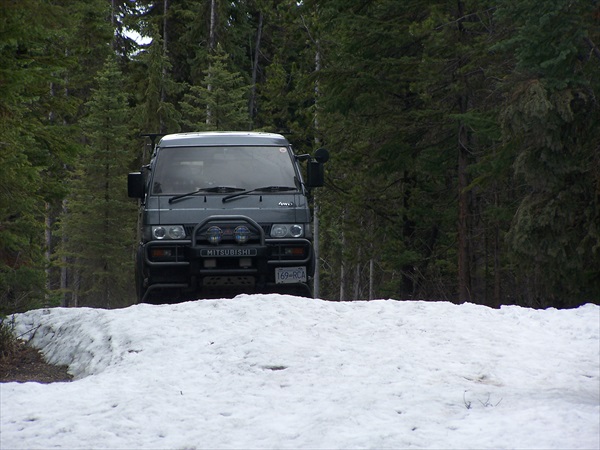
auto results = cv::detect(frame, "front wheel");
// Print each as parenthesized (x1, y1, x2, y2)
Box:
(135, 246, 148, 303)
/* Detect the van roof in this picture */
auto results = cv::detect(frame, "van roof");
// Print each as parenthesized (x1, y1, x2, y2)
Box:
(158, 132, 290, 148)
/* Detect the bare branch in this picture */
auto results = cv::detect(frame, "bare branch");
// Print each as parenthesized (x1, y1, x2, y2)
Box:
(583, 36, 600, 62)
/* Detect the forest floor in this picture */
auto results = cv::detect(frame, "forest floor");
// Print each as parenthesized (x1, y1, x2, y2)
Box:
(0, 340, 72, 384)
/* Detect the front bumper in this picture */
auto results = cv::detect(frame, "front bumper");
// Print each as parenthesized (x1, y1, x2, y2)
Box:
(140, 215, 314, 299)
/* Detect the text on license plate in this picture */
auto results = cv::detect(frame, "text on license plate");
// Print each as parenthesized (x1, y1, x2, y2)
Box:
(275, 266, 307, 284)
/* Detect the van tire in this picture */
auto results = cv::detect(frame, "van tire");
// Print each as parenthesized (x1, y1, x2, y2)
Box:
(135, 247, 148, 303)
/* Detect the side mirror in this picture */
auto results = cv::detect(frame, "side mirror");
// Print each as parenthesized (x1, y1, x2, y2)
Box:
(306, 148, 329, 188)
(307, 161, 325, 187)
(314, 148, 329, 163)
(301, 148, 329, 188)
(128, 172, 145, 199)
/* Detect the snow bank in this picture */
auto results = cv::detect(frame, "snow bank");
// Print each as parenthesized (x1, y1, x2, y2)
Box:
(2, 295, 599, 449)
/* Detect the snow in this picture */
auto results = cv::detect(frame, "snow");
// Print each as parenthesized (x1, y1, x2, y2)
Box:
(2, 294, 599, 449)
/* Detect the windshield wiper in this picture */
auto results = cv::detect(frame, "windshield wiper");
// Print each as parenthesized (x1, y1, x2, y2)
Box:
(168, 186, 244, 204)
(222, 186, 297, 203)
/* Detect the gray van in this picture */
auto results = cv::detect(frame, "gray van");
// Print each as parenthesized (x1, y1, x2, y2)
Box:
(128, 131, 328, 303)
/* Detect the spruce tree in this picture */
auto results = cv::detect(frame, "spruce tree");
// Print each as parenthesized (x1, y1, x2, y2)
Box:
(180, 44, 251, 131)
(497, 0, 600, 306)
(58, 57, 137, 308)
(133, 26, 181, 136)
(0, 0, 80, 313)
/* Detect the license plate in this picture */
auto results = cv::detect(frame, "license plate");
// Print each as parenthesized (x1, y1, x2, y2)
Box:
(275, 266, 307, 284)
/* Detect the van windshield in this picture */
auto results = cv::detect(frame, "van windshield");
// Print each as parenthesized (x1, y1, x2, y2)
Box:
(151, 146, 298, 195)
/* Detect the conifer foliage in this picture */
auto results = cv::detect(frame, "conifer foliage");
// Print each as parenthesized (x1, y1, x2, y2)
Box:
(181, 44, 251, 131)
(0, 0, 598, 311)
(0, 0, 75, 313)
(58, 57, 136, 308)
(496, 0, 600, 306)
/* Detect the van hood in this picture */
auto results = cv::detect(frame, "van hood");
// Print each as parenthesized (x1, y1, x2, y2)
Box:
(144, 193, 309, 225)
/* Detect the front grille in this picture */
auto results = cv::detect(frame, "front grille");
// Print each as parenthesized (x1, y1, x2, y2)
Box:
(203, 276, 255, 287)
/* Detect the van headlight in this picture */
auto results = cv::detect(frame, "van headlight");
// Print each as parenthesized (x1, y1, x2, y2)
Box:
(271, 224, 304, 238)
(152, 225, 186, 240)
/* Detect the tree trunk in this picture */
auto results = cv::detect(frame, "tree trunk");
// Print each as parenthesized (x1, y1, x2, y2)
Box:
(206, 0, 217, 125)
(313, 40, 322, 298)
(161, 0, 168, 133)
(209, 0, 217, 51)
(60, 199, 69, 307)
(456, 0, 472, 304)
(457, 121, 471, 303)
(339, 227, 346, 301)
(313, 201, 320, 299)
(44, 203, 52, 303)
(493, 188, 501, 308)
(71, 261, 80, 308)
(249, 10, 263, 122)
(353, 261, 360, 300)
(369, 258, 374, 300)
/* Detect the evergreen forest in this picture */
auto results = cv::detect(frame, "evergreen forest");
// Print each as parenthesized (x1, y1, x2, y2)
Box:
(1, 0, 599, 313)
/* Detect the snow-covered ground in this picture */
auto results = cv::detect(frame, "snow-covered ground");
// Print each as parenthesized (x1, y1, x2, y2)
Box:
(2, 295, 599, 449)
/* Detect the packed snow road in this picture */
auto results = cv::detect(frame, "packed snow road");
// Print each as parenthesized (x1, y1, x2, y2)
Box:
(2, 295, 599, 449)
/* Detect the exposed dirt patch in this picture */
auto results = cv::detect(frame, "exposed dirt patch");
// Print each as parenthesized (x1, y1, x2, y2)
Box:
(0, 340, 72, 384)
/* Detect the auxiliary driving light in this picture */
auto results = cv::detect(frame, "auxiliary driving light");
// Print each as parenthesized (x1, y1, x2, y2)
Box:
(234, 225, 251, 244)
(207, 226, 223, 244)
